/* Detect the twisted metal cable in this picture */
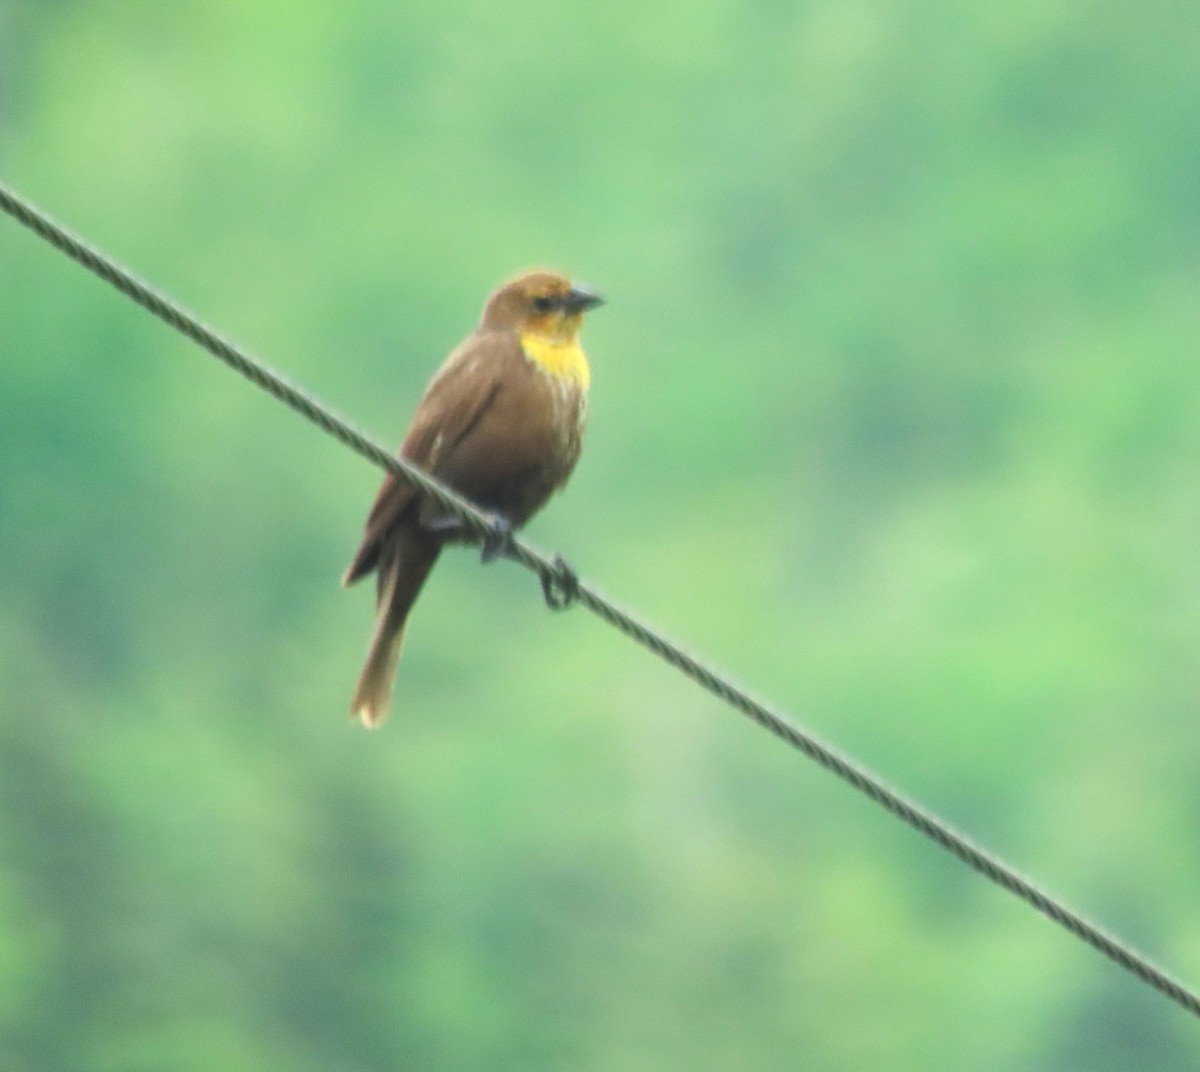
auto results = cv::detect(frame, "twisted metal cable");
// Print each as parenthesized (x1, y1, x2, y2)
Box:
(2, 178, 1197, 1020)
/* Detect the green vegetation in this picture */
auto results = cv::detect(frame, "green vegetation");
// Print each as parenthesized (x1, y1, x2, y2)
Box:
(2, 1, 1199, 1067)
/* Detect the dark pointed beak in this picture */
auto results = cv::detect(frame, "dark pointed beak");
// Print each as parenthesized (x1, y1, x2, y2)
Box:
(565, 283, 605, 312)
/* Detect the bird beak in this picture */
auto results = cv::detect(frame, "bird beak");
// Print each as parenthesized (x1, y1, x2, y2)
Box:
(565, 283, 605, 312)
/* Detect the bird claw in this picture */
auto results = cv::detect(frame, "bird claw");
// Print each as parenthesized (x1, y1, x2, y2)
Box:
(480, 515, 515, 563)
(541, 554, 579, 611)
(478, 518, 577, 610)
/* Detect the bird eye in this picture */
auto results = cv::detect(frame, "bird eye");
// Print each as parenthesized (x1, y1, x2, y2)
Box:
(532, 295, 556, 313)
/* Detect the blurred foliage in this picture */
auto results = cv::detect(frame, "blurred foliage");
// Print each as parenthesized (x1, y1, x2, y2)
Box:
(2, 0, 1200, 1068)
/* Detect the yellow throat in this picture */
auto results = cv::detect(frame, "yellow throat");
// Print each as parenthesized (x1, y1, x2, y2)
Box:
(520, 332, 591, 389)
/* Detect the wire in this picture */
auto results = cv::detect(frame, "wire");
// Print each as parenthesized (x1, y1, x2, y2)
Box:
(2, 178, 1198, 1021)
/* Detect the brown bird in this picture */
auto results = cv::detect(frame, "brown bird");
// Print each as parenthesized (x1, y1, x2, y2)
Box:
(342, 270, 603, 727)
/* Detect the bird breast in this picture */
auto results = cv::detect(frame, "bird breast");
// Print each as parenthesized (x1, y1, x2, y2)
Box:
(518, 333, 591, 390)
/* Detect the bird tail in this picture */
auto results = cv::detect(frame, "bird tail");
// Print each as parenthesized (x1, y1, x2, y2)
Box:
(350, 533, 441, 728)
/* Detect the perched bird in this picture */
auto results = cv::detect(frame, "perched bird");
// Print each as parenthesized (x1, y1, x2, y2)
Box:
(342, 270, 603, 727)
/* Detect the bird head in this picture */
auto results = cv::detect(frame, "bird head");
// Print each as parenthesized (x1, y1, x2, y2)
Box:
(481, 270, 604, 341)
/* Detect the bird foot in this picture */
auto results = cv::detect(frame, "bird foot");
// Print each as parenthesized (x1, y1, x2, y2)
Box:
(480, 515, 515, 563)
(540, 555, 579, 610)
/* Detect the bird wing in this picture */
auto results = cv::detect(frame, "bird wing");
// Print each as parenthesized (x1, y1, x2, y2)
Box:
(342, 331, 513, 587)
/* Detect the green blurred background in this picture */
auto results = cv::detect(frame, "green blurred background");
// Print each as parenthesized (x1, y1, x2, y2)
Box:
(2, 1, 1199, 1068)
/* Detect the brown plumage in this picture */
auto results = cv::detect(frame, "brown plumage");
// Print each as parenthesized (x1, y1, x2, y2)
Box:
(343, 270, 603, 726)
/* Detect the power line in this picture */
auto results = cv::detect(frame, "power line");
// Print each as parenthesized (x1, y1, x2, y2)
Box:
(2, 178, 1197, 1021)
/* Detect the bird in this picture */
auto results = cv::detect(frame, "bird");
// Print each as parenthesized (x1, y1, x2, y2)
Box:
(342, 270, 603, 727)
